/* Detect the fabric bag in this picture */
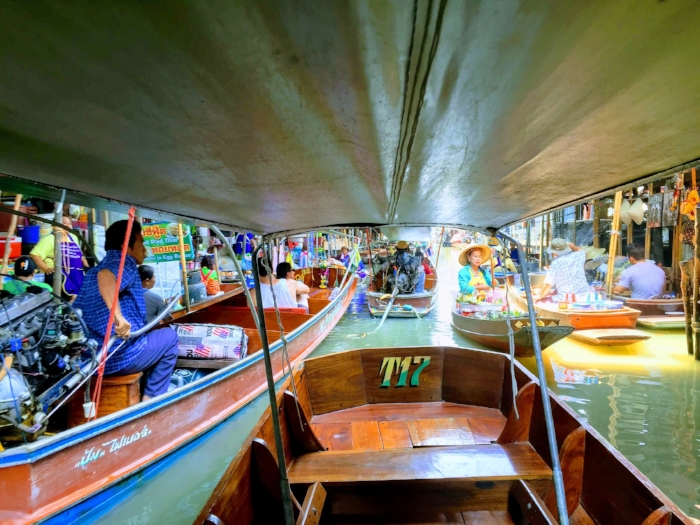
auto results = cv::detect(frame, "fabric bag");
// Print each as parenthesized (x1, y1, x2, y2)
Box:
(174, 324, 248, 360)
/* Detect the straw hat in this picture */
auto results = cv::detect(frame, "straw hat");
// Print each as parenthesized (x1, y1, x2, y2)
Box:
(395, 240, 409, 250)
(583, 245, 606, 260)
(546, 238, 572, 257)
(459, 244, 492, 266)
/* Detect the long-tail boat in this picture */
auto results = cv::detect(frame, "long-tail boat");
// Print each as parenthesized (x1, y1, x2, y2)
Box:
(0, 264, 357, 524)
(366, 270, 438, 318)
(507, 289, 649, 346)
(196, 346, 693, 524)
(451, 308, 573, 357)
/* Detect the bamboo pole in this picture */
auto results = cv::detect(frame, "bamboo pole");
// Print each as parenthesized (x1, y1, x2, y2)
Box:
(593, 200, 600, 248)
(681, 259, 694, 355)
(645, 184, 653, 260)
(538, 217, 545, 270)
(605, 192, 623, 296)
(0, 194, 22, 290)
(673, 173, 685, 293)
(694, 200, 700, 360)
(435, 226, 445, 270)
(178, 223, 191, 312)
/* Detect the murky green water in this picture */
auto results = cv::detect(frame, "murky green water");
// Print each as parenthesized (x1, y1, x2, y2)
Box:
(71, 247, 700, 524)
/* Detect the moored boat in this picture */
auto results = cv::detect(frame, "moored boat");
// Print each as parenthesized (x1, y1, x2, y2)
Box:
(0, 267, 357, 525)
(508, 288, 648, 345)
(612, 295, 685, 330)
(451, 308, 573, 357)
(196, 346, 693, 524)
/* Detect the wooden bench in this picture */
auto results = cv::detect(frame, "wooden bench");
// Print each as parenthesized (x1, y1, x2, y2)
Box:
(287, 443, 552, 515)
(68, 372, 142, 428)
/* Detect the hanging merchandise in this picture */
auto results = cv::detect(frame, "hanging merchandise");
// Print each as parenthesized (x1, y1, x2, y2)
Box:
(682, 220, 695, 246)
(647, 194, 663, 228)
(619, 199, 632, 225)
(628, 199, 644, 225)
(681, 168, 699, 221)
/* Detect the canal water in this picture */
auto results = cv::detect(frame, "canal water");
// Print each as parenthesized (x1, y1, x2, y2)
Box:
(63, 247, 700, 524)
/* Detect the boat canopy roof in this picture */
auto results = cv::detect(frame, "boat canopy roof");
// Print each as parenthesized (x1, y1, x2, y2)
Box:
(0, 2, 699, 235)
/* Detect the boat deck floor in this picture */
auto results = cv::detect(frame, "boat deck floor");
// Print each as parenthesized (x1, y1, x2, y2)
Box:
(327, 510, 515, 524)
(309, 402, 507, 451)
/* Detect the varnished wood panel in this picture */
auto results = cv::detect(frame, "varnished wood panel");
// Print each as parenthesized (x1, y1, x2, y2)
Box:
(497, 382, 535, 444)
(311, 402, 503, 425)
(305, 350, 367, 415)
(642, 507, 672, 525)
(443, 348, 505, 409)
(297, 482, 327, 525)
(407, 418, 476, 447)
(461, 511, 515, 524)
(569, 505, 596, 525)
(469, 418, 507, 445)
(308, 298, 331, 315)
(361, 347, 443, 404)
(544, 426, 585, 519)
(378, 421, 413, 449)
(312, 423, 354, 451)
(284, 391, 325, 454)
(68, 373, 142, 428)
(509, 479, 557, 525)
(288, 444, 552, 484)
(351, 421, 383, 451)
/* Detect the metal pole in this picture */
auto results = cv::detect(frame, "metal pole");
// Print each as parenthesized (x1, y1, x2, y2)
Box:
(499, 229, 570, 525)
(645, 183, 653, 260)
(53, 191, 66, 298)
(0, 194, 22, 290)
(526, 220, 531, 260)
(177, 223, 191, 312)
(538, 217, 545, 270)
(605, 192, 623, 296)
(208, 226, 260, 333)
(252, 245, 296, 525)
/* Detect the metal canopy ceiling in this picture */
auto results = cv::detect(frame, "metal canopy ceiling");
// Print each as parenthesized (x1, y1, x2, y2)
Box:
(0, 1, 699, 234)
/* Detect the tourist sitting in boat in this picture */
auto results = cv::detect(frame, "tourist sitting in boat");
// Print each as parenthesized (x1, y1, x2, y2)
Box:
(254, 257, 300, 309)
(338, 246, 351, 267)
(382, 240, 425, 293)
(612, 243, 665, 299)
(74, 220, 180, 401)
(275, 261, 310, 311)
(4, 256, 53, 295)
(537, 238, 589, 302)
(138, 264, 168, 323)
(458, 244, 494, 295)
(509, 242, 519, 264)
(415, 250, 433, 275)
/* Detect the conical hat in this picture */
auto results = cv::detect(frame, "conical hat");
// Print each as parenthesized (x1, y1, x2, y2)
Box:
(629, 198, 645, 225)
(620, 199, 632, 225)
(459, 245, 492, 266)
(583, 245, 606, 260)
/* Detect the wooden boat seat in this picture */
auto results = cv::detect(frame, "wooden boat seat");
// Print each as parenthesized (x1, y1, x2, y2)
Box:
(67, 372, 142, 428)
(287, 443, 552, 485)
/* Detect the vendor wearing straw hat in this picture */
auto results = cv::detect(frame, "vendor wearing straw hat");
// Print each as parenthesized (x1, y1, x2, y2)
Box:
(458, 244, 494, 295)
(537, 238, 588, 302)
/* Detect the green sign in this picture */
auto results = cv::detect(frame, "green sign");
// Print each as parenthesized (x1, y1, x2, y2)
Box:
(142, 222, 194, 263)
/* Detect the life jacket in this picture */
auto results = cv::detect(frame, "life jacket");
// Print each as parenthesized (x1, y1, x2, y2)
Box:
(200, 268, 221, 295)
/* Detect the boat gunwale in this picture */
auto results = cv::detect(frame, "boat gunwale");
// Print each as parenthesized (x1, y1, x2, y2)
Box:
(0, 274, 358, 468)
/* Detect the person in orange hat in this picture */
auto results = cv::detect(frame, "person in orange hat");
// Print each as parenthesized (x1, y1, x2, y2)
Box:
(458, 245, 494, 295)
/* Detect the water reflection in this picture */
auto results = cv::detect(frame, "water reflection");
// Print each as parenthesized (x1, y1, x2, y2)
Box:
(57, 246, 700, 522)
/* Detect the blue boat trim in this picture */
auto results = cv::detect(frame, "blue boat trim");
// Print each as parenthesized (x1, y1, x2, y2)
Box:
(0, 276, 354, 468)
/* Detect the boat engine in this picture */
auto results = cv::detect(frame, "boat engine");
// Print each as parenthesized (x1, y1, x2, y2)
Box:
(0, 288, 98, 442)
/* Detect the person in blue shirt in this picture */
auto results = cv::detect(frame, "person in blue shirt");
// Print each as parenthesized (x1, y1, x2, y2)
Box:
(75, 221, 179, 401)
(458, 245, 494, 295)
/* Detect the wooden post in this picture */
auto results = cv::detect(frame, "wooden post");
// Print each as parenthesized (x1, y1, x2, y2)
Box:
(645, 184, 653, 260)
(672, 173, 685, 294)
(178, 223, 191, 312)
(526, 220, 531, 260)
(593, 200, 600, 248)
(0, 194, 22, 290)
(680, 259, 694, 355)
(694, 201, 700, 360)
(572, 205, 577, 246)
(102, 210, 109, 228)
(605, 192, 623, 296)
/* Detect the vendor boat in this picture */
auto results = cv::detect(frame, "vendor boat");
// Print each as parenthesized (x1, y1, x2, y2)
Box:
(196, 346, 693, 524)
(451, 308, 573, 357)
(508, 289, 649, 346)
(612, 295, 685, 330)
(366, 270, 438, 318)
(0, 266, 357, 525)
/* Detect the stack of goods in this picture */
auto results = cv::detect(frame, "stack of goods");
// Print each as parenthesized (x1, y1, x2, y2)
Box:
(174, 324, 248, 360)
(456, 291, 526, 319)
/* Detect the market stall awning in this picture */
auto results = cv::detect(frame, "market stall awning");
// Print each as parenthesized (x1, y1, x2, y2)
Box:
(0, 1, 699, 234)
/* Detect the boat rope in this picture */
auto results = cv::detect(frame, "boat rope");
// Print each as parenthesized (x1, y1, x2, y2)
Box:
(90, 206, 136, 420)
(260, 250, 303, 429)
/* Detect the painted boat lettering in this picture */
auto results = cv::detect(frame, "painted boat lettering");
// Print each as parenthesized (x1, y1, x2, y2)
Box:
(379, 356, 431, 387)
(74, 425, 152, 470)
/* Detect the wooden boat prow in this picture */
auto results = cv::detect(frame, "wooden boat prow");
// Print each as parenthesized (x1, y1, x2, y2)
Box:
(197, 346, 692, 524)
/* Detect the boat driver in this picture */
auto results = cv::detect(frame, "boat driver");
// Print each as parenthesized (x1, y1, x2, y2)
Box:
(382, 241, 425, 293)
(612, 243, 666, 299)
(537, 238, 589, 303)
(74, 221, 180, 401)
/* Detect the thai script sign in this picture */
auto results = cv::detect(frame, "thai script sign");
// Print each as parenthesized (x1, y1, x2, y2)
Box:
(75, 425, 152, 470)
(143, 222, 194, 263)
